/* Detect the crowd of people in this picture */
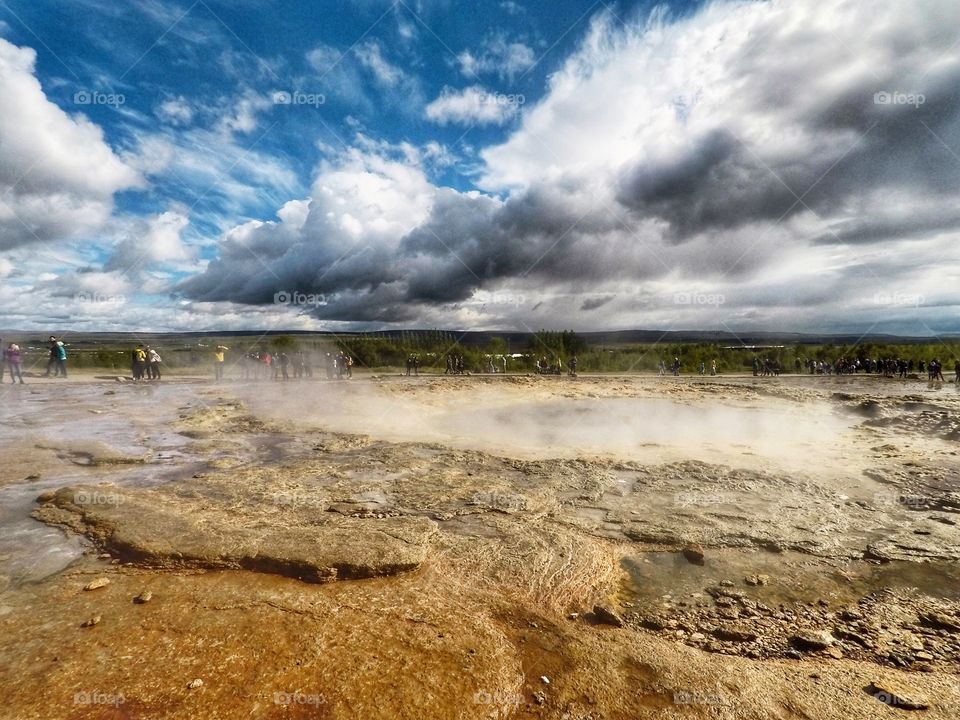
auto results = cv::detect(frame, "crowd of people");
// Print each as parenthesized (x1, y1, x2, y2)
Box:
(3, 337, 960, 386)
(803, 356, 958, 381)
(232, 349, 353, 382)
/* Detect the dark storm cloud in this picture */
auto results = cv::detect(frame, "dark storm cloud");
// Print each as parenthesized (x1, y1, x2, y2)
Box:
(175, 0, 960, 328)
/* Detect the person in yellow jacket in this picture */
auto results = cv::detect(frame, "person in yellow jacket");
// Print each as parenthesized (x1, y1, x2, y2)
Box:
(132, 344, 147, 381)
(213, 345, 229, 382)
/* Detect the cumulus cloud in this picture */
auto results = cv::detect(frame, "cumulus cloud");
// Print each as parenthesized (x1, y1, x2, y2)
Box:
(0, 38, 140, 250)
(180, 0, 960, 332)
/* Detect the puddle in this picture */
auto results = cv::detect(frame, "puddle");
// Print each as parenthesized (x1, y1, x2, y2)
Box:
(622, 549, 960, 609)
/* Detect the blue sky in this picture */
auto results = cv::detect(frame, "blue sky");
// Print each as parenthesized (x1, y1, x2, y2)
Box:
(1, 0, 958, 334)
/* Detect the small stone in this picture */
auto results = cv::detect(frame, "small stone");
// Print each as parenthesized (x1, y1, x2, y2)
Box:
(83, 578, 110, 591)
(682, 544, 705, 565)
(134, 591, 153, 604)
(540, 676, 550, 685)
(592, 604, 624, 628)
(826, 647, 843, 659)
(187, 679, 203, 690)
(533, 691, 546, 705)
(918, 612, 960, 633)
(36, 491, 56, 504)
(719, 579, 735, 588)
(81, 615, 101, 628)
(790, 630, 834, 652)
(567, 612, 579, 620)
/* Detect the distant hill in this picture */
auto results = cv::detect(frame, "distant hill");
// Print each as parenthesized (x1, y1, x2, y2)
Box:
(2, 328, 955, 347)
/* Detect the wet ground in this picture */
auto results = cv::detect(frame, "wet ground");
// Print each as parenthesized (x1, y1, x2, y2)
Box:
(1, 373, 959, 718)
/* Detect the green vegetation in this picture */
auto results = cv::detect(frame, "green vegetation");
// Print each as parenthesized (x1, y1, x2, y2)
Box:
(6, 331, 959, 375)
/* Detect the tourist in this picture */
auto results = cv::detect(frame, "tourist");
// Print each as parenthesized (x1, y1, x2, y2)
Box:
(147, 347, 162, 380)
(44, 336, 60, 377)
(214, 345, 229, 381)
(132, 344, 147, 381)
(4, 343, 23, 384)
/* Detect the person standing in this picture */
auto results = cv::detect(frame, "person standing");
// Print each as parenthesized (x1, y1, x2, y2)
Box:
(214, 345, 229, 382)
(147, 346, 162, 380)
(55, 339, 67, 378)
(710, 360, 717, 376)
(132, 344, 147, 380)
(4, 343, 23, 384)
(44, 336, 60, 377)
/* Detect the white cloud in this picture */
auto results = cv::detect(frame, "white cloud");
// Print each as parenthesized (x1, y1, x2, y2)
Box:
(156, 96, 194, 125)
(457, 35, 535, 81)
(180, 0, 960, 334)
(353, 40, 405, 87)
(425, 85, 521, 126)
(0, 38, 141, 250)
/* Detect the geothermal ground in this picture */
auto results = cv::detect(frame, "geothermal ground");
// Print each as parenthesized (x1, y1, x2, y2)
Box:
(1, 373, 959, 719)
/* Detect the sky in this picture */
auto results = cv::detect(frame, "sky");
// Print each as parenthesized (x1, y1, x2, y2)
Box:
(0, 0, 958, 336)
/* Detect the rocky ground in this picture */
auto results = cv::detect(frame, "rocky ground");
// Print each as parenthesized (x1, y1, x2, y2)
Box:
(0, 374, 959, 718)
